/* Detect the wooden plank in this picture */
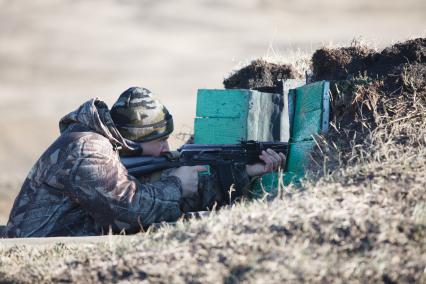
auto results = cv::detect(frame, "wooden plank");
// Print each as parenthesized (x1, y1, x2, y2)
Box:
(280, 81, 330, 184)
(293, 81, 325, 113)
(291, 109, 323, 142)
(321, 81, 330, 133)
(196, 89, 249, 118)
(194, 117, 246, 144)
(281, 79, 305, 141)
(285, 140, 316, 173)
(195, 89, 288, 143)
(287, 88, 297, 140)
(247, 91, 283, 141)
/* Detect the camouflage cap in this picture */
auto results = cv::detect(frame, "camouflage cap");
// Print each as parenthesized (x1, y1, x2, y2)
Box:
(110, 87, 174, 142)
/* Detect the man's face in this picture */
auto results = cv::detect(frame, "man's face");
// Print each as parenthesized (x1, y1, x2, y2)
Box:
(139, 136, 170, 157)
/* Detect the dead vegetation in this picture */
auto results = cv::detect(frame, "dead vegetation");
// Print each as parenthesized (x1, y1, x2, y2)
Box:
(1, 38, 425, 283)
(223, 59, 302, 90)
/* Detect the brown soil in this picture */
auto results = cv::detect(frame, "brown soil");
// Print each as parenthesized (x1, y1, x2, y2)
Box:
(312, 38, 426, 81)
(223, 59, 301, 92)
(312, 38, 426, 139)
(309, 38, 426, 175)
(311, 45, 375, 81)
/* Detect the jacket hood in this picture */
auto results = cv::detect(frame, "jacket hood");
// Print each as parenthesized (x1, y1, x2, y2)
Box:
(59, 98, 142, 154)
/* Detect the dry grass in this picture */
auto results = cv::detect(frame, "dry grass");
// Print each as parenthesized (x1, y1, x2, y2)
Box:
(1, 40, 426, 283)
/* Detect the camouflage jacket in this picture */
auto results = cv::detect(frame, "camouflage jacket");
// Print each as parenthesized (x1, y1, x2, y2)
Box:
(3, 99, 185, 237)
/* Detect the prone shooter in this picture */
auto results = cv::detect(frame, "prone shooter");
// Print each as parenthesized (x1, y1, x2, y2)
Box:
(3, 87, 285, 238)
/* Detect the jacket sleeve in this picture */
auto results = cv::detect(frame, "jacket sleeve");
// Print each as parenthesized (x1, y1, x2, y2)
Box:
(59, 135, 183, 232)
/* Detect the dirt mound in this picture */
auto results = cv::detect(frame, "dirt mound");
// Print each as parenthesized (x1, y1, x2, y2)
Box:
(312, 45, 374, 81)
(313, 38, 426, 128)
(309, 38, 426, 175)
(223, 59, 301, 91)
(313, 38, 426, 81)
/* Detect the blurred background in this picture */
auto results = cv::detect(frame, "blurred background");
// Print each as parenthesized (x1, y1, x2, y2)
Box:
(0, 0, 425, 222)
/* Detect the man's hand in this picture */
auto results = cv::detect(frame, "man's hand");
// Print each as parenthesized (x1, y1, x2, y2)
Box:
(170, 166, 207, 197)
(246, 149, 286, 177)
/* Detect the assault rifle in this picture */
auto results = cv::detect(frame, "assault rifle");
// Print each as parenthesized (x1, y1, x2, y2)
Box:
(121, 140, 288, 204)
